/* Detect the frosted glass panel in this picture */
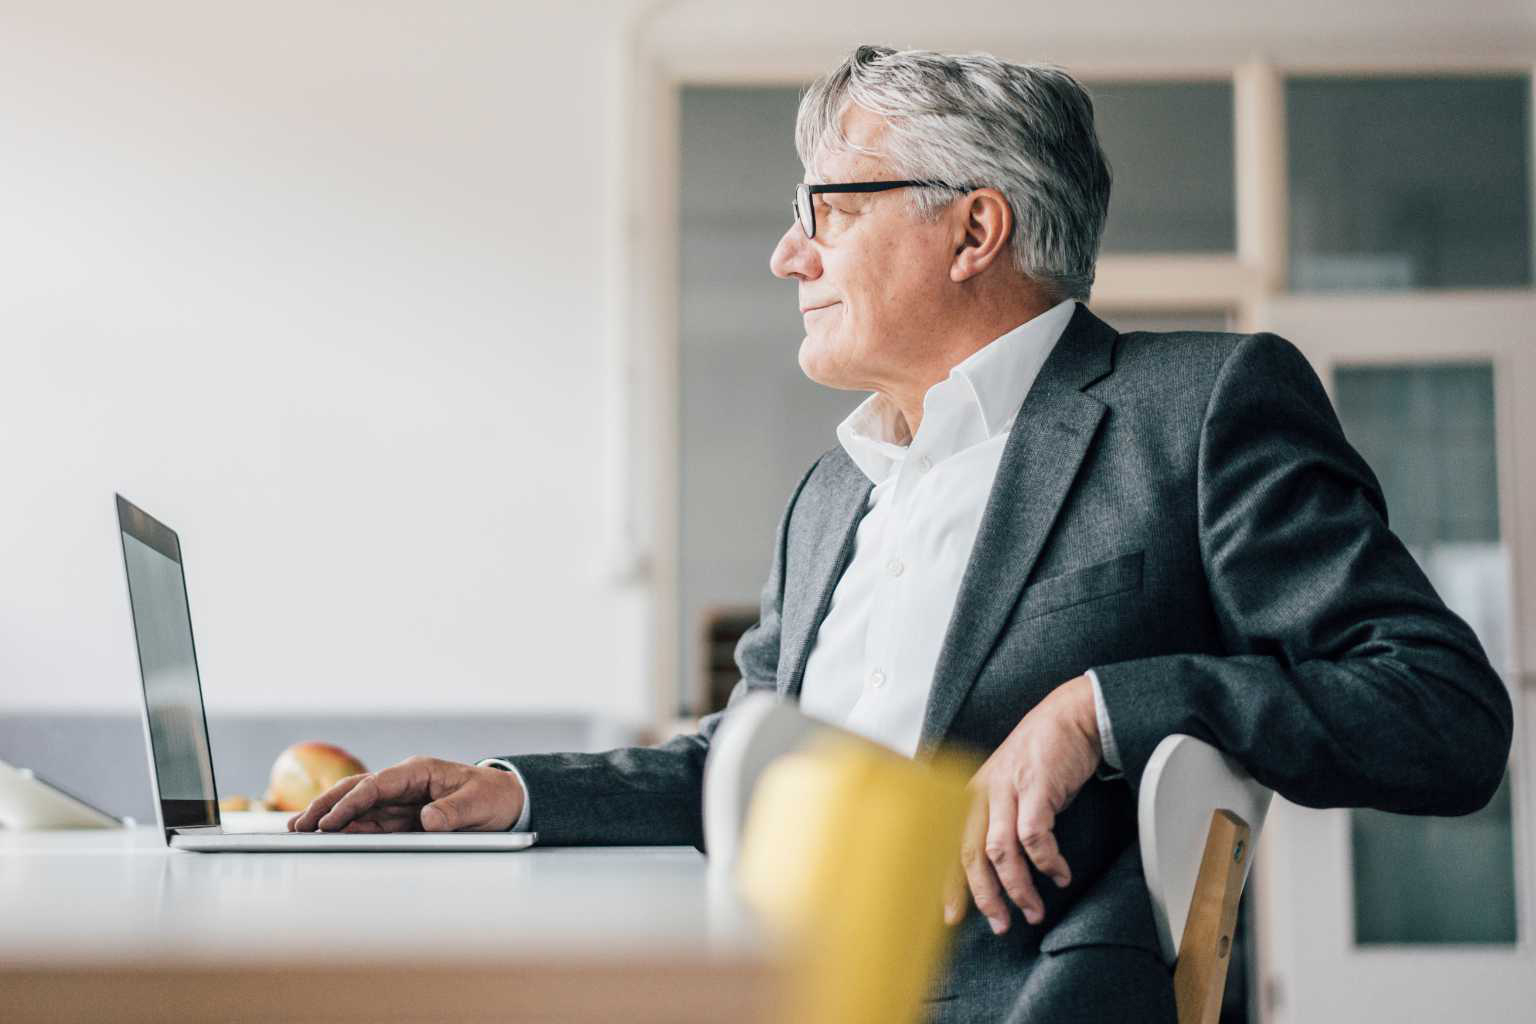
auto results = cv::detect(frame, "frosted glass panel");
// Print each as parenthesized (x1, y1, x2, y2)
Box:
(1352, 776, 1516, 944)
(1289, 76, 1532, 291)
(1333, 362, 1516, 945)
(1089, 82, 1235, 253)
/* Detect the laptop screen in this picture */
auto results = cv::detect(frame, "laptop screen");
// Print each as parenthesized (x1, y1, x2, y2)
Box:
(116, 495, 220, 830)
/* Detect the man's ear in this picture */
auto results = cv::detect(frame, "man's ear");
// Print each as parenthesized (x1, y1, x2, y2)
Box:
(950, 188, 1013, 283)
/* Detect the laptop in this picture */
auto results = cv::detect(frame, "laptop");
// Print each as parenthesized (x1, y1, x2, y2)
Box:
(115, 494, 537, 852)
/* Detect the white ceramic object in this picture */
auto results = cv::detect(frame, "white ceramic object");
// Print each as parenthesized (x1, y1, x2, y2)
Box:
(0, 758, 122, 829)
(702, 694, 836, 874)
(1137, 733, 1274, 965)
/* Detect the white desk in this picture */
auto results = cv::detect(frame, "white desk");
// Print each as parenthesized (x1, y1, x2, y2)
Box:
(0, 823, 778, 1023)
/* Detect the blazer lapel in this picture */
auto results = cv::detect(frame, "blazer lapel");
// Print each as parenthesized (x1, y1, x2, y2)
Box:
(776, 452, 872, 696)
(918, 304, 1118, 755)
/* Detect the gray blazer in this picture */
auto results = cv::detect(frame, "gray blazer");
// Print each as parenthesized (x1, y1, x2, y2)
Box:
(505, 304, 1512, 1019)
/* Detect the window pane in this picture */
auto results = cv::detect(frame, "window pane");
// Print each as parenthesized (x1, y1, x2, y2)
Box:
(1288, 76, 1533, 291)
(1352, 775, 1516, 945)
(1090, 81, 1236, 253)
(1334, 362, 1517, 945)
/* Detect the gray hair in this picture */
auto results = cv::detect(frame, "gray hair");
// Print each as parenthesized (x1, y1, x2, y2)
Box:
(796, 45, 1112, 302)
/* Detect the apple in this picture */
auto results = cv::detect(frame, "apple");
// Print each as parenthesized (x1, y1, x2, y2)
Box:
(263, 741, 368, 812)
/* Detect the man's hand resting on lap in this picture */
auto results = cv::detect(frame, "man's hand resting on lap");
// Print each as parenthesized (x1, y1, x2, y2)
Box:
(945, 674, 1102, 935)
(287, 756, 525, 833)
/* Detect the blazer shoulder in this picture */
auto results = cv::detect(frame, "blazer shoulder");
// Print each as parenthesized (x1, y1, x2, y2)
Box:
(1107, 326, 1241, 387)
(1101, 326, 1312, 407)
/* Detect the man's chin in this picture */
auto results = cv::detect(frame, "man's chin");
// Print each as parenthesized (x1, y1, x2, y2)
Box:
(797, 335, 858, 390)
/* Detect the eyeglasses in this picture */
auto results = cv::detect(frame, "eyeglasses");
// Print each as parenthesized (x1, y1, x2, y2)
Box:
(792, 180, 971, 240)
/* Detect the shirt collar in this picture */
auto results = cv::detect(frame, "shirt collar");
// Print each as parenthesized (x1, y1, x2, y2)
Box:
(836, 298, 1078, 485)
(953, 297, 1077, 438)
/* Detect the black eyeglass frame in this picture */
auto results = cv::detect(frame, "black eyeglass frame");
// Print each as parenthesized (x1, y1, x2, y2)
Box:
(792, 179, 971, 240)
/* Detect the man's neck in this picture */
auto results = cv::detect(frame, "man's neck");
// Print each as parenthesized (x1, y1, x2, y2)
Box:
(888, 294, 1060, 437)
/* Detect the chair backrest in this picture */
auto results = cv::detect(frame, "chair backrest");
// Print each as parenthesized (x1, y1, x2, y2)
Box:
(1138, 733, 1273, 965)
(1139, 734, 1274, 1024)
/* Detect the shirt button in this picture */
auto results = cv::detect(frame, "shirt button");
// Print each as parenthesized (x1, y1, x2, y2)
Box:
(868, 669, 886, 689)
(886, 558, 905, 577)
(919, 455, 934, 472)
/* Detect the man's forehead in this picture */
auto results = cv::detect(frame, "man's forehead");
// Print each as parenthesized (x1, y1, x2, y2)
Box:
(804, 150, 889, 186)
(804, 104, 891, 184)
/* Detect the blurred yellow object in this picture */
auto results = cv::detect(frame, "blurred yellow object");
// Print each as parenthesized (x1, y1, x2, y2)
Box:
(737, 735, 974, 1024)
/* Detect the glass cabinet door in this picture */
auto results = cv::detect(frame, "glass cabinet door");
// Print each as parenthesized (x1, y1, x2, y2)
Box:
(1254, 292, 1535, 1024)
(1287, 76, 1531, 291)
(1332, 362, 1517, 946)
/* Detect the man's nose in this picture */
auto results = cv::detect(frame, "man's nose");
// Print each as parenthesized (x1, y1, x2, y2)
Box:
(769, 222, 819, 281)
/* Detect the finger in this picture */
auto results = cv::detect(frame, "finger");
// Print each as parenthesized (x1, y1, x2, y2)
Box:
(958, 792, 1011, 935)
(292, 774, 365, 831)
(946, 786, 986, 924)
(984, 788, 1042, 929)
(943, 861, 968, 926)
(316, 775, 376, 831)
(337, 811, 417, 834)
(1017, 793, 1071, 890)
(319, 758, 433, 831)
(350, 806, 422, 832)
(339, 819, 385, 833)
(290, 774, 367, 831)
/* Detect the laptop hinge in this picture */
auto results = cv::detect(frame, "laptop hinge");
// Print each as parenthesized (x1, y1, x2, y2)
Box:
(168, 824, 223, 838)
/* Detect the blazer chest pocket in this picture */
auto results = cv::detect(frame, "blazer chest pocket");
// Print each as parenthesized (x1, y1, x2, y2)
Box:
(1012, 550, 1144, 623)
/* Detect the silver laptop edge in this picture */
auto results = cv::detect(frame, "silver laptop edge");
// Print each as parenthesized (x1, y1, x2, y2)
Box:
(114, 494, 535, 853)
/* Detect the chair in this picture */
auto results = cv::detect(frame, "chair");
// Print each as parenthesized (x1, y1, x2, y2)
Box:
(1138, 733, 1273, 1024)
(702, 696, 1274, 1024)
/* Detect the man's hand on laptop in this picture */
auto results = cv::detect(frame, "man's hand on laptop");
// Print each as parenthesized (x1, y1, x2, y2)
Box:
(287, 756, 524, 833)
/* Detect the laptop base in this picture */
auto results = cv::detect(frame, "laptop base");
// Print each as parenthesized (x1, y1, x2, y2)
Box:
(169, 828, 537, 852)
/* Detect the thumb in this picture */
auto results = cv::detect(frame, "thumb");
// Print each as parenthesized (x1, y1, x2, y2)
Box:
(420, 791, 473, 832)
(943, 863, 967, 925)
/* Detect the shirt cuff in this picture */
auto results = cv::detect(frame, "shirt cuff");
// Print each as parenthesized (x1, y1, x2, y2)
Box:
(1086, 668, 1125, 781)
(476, 758, 533, 831)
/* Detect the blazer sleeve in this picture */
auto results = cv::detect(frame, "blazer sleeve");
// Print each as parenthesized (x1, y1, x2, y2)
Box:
(1092, 332, 1513, 815)
(492, 457, 822, 847)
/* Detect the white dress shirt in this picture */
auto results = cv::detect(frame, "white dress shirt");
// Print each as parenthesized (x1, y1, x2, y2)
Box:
(798, 298, 1121, 770)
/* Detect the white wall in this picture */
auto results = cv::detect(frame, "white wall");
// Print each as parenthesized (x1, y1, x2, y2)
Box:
(0, 1, 646, 715)
(4, 0, 1532, 721)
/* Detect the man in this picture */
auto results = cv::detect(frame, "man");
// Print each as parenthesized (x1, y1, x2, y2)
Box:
(292, 46, 1513, 1022)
